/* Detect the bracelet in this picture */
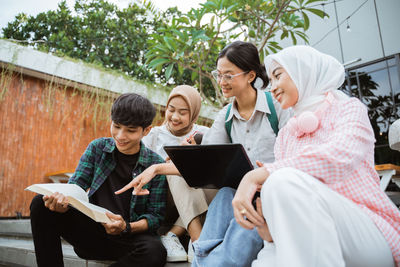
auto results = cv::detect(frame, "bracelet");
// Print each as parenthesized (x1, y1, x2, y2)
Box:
(121, 220, 131, 236)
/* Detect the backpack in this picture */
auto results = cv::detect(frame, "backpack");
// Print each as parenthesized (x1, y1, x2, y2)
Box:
(224, 91, 279, 143)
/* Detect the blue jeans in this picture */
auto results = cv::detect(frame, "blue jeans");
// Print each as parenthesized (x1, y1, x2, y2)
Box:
(192, 187, 263, 267)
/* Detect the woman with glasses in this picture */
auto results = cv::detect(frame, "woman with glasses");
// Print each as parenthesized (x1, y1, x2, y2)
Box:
(116, 41, 291, 266)
(202, 41, 290, 167)
(190, 41, 291, 267)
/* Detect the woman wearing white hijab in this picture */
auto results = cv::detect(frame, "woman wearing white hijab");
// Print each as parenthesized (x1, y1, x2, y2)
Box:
(232, 45, 400, 267)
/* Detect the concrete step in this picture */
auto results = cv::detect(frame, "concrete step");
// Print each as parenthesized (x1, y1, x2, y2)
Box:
(0, 236, 191, 267)
(0, 219, 31, 238)
(0, 236, 113, 267)
(0, 220, 191, 267)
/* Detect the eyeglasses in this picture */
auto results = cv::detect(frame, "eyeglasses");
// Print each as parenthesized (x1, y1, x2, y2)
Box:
(211, 70, 248, 83)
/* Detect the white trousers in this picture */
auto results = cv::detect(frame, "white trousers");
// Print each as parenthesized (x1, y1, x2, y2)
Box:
(167, 175, 217, 229)
(252, 167, 395, 267)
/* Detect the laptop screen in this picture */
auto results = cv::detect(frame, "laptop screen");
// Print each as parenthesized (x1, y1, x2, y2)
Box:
(163, 144, 253, 189)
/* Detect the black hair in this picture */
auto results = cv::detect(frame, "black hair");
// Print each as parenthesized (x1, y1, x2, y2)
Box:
(217, 41, 268, 89)
(111, 93, 156, 128)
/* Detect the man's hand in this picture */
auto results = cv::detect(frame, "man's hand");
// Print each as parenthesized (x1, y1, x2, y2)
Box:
(43, 192, 69, 213)
(102, 213, 127, 235)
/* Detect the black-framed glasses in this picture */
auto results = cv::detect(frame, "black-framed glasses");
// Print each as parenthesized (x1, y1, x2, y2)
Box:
(211, 70, 249, 83)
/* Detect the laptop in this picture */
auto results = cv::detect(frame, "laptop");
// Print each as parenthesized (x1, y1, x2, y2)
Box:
(163, 144, 254, 189)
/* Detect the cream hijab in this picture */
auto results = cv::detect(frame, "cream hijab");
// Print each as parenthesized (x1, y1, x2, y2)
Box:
(265, 45, 348, 115)
(165, 85, 202, 136)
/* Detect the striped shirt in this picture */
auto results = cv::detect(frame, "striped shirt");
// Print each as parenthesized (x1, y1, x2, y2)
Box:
(69, 138, 167, 233)
(264, 96, 400, 265)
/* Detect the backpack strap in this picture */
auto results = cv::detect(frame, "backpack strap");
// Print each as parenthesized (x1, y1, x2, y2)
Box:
(265, 91, 279, 136)
(224, 91, 279, 142)
(225, 103, 233, 143)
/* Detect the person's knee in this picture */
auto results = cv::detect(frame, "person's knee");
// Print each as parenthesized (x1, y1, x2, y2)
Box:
(207, 187, 235, 211)
(30, 194, 46, 217)
(216, 187, 235, 201)
(262, 167, 304, 199)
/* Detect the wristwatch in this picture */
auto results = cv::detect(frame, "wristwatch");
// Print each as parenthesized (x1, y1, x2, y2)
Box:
(121, 220, 131, 236)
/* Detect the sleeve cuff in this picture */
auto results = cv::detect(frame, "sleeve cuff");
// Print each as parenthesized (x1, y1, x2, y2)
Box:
(137, 214, 158, 232)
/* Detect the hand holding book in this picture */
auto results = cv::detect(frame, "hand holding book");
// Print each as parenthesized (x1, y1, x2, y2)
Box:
(43, 192, 69, 213)
(26, 183, 113, 223)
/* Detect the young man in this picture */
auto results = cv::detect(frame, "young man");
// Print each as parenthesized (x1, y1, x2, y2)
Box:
(30, 93, 167, 267)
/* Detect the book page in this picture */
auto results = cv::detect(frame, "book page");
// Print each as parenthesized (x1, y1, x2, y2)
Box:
(68, 197, 113, 223)
(26, 183, 113, 223)
(25, 183, 89, 202)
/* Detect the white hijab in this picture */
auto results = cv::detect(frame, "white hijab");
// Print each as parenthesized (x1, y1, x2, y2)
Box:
(265, 45, 348, 115)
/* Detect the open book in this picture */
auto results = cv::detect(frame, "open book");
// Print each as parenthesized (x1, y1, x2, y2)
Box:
(25, 183, 112, 223)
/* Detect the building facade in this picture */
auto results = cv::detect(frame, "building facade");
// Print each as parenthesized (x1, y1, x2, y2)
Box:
(280, 0, 400, 164)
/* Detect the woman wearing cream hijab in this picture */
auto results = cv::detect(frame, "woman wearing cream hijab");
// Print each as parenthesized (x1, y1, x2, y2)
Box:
(231, 46, 400, 267)
(140, 85, 213, 263)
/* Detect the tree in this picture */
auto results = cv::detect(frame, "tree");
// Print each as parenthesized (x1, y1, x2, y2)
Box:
(145, 0, 328, 107)
(2, 0, 158, 81)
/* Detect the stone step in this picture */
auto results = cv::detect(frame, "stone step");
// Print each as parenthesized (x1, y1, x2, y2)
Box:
(0, 220, 191, 267)
(0, 236, 191, 267)
(0, 236, 113, 267)
(0, 219, 31, 238)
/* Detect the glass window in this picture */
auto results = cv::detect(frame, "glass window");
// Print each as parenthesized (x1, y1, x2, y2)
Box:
(344, 54, 400, 165)
(356, 61, 387, 73)
(390, 65, 400, 103)
(343, 71, 362, 98)
(361, 68, 392, 98)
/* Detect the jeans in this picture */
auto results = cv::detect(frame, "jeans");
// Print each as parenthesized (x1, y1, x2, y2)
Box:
(191, 187, 263, 267)
(30, 195, 166, 267)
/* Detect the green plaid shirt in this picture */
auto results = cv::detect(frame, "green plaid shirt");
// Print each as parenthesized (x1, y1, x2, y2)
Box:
(69, 137, 167, 233)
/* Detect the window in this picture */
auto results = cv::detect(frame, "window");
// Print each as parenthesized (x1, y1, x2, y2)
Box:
(344, 54, 400, 165)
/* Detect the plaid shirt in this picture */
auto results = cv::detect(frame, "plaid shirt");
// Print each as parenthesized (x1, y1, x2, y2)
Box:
(69, 137, 167, 233)
(265, 97, 400, 265)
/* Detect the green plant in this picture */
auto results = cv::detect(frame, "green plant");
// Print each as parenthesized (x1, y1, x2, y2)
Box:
(145, 0, 328, 107)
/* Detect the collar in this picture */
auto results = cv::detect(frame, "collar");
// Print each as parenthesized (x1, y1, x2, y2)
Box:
(103, 138, 150, 168)
(225, 89, 272, 122)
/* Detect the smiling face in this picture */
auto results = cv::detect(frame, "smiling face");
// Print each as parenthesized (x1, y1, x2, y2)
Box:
(165, 96, 191, 133)
(110, 122, 151, 155)
(268, 61, 299, 109)
(216, 56, 255, 98)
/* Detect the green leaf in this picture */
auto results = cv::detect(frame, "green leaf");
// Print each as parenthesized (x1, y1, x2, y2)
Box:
(228, 16, 238, 23)
(163, 36, 176, 50)
(280, 30, 288, 40)
(147, 58, 170, 69)
(305, 0, 326, 5)
(290, 31, 297, 45)
(305, 8, 326, 18)
(172, 29, 185, 40)
(178, 65, 184, 75)
(165, 64, 174, 80)
(191, 70, 198, 81)
(302, 11, 310, 31)
(248, 29, 256, 38)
